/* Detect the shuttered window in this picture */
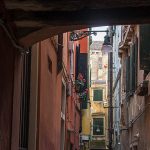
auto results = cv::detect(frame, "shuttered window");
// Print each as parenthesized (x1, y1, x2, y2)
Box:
(130, 43, 137, 92)
(130, 45, 134, 92)
(75, 45, 80, 79)
(57, 34, 63, 74)
(93, 89, 103, 101)
(126, 37, 138, 96)
(126, 56, 130, 93)
(93, 118, 104, 135)
(140, 25, 150, 72)
(135, 38, 138, 88)
(78, 50, 88, 109)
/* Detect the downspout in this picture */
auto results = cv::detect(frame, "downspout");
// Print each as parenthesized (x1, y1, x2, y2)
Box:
(108, 52, 113, 150)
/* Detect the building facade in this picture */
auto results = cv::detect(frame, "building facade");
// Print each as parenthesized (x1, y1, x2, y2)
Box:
(111, 25, 122, 150)
(112, 25, 150, 150)
(2, 31, 83, 150)
(89, 41, 109, 149)
(64, 33, 82, 150)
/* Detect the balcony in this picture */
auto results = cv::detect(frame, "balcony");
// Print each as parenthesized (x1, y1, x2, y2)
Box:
(119, 25, 134, 55)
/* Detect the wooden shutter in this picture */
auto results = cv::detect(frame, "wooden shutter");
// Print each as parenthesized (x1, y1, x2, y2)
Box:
(140, 25, 150, 72)
(57, 34, 63, 74)
(135, 37, 138, 89)
(89, 68, 91, 87)
(75, 45, 80, 79)
(126, 56, 130, 93)
(129, 37, 138, 94)
(130, 45, 133, 92)
(130, 44, 136, 92)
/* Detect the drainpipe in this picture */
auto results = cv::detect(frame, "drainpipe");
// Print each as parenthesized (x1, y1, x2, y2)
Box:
(108, 52, 113, 150)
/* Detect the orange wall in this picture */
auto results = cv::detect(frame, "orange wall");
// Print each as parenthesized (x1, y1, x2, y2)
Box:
(79, 29, 88, 53)
(63, 33, 68, 68)
(38, 39, 61, 150)
(64, 33, 81, 150)
(37, 33, 81, 150)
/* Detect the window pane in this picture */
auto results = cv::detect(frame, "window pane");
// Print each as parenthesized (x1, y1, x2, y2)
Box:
(93, 89, 103, 101)
(93, 118, 104, 135)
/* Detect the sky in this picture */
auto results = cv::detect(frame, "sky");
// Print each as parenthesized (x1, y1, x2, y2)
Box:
(92, 26, 108, 41)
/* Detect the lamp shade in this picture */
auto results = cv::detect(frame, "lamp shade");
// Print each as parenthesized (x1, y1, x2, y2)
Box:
(96, 127, 100, 132)
(101, 45, 113, 53)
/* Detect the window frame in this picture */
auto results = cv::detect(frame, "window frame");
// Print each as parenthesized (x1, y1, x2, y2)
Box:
(92, 116, 105, 136)
(92, 88, 103, 102)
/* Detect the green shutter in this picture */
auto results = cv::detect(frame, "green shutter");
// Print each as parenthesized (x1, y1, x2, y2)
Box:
(126, 56, 130, 93)
(93, 89, 103, 101)
(130, 45, 133, 92)
(130, 44, 136, 92)
(135, 37, 138, 88)
(90, 69, 91, 87)
(93, 118, 104, 135)
(140, 25, 150, 72)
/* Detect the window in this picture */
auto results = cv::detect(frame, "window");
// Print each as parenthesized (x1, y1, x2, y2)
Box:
(129, 40, 138, 92)
(140, 25, 150, 72)
(99, 64, 102, 69)
(125, 37, 138, 95)
(125, 56, 130, 93)
(93, 89, 103, 101)
(57, 34, 63, 74)
(93, 118, 104, 135)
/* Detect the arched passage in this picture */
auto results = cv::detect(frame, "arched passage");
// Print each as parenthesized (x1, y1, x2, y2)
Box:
(2, 0, 150, 46)
(1, 1, 150, 150)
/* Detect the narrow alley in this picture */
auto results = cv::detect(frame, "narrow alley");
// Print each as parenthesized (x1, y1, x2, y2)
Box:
(0, 1, 150, 150)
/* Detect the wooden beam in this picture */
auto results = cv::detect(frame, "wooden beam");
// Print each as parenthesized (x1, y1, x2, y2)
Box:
(5, 0, 150, 11)
(8, 6, 150, 25)
(3, 0, 150, 46)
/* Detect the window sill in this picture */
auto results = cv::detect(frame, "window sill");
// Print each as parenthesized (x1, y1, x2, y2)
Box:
(93, 101, 103, 103)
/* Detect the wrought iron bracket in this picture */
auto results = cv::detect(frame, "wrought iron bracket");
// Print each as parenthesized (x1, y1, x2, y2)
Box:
(70, 30, 109, 41)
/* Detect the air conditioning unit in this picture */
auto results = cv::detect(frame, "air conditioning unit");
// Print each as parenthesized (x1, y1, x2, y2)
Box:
(103, 100, 109, 108)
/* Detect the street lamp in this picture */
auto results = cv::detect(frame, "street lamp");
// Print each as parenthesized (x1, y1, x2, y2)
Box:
(101, 32, 113, 53)
(70, 29, 113, 53)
